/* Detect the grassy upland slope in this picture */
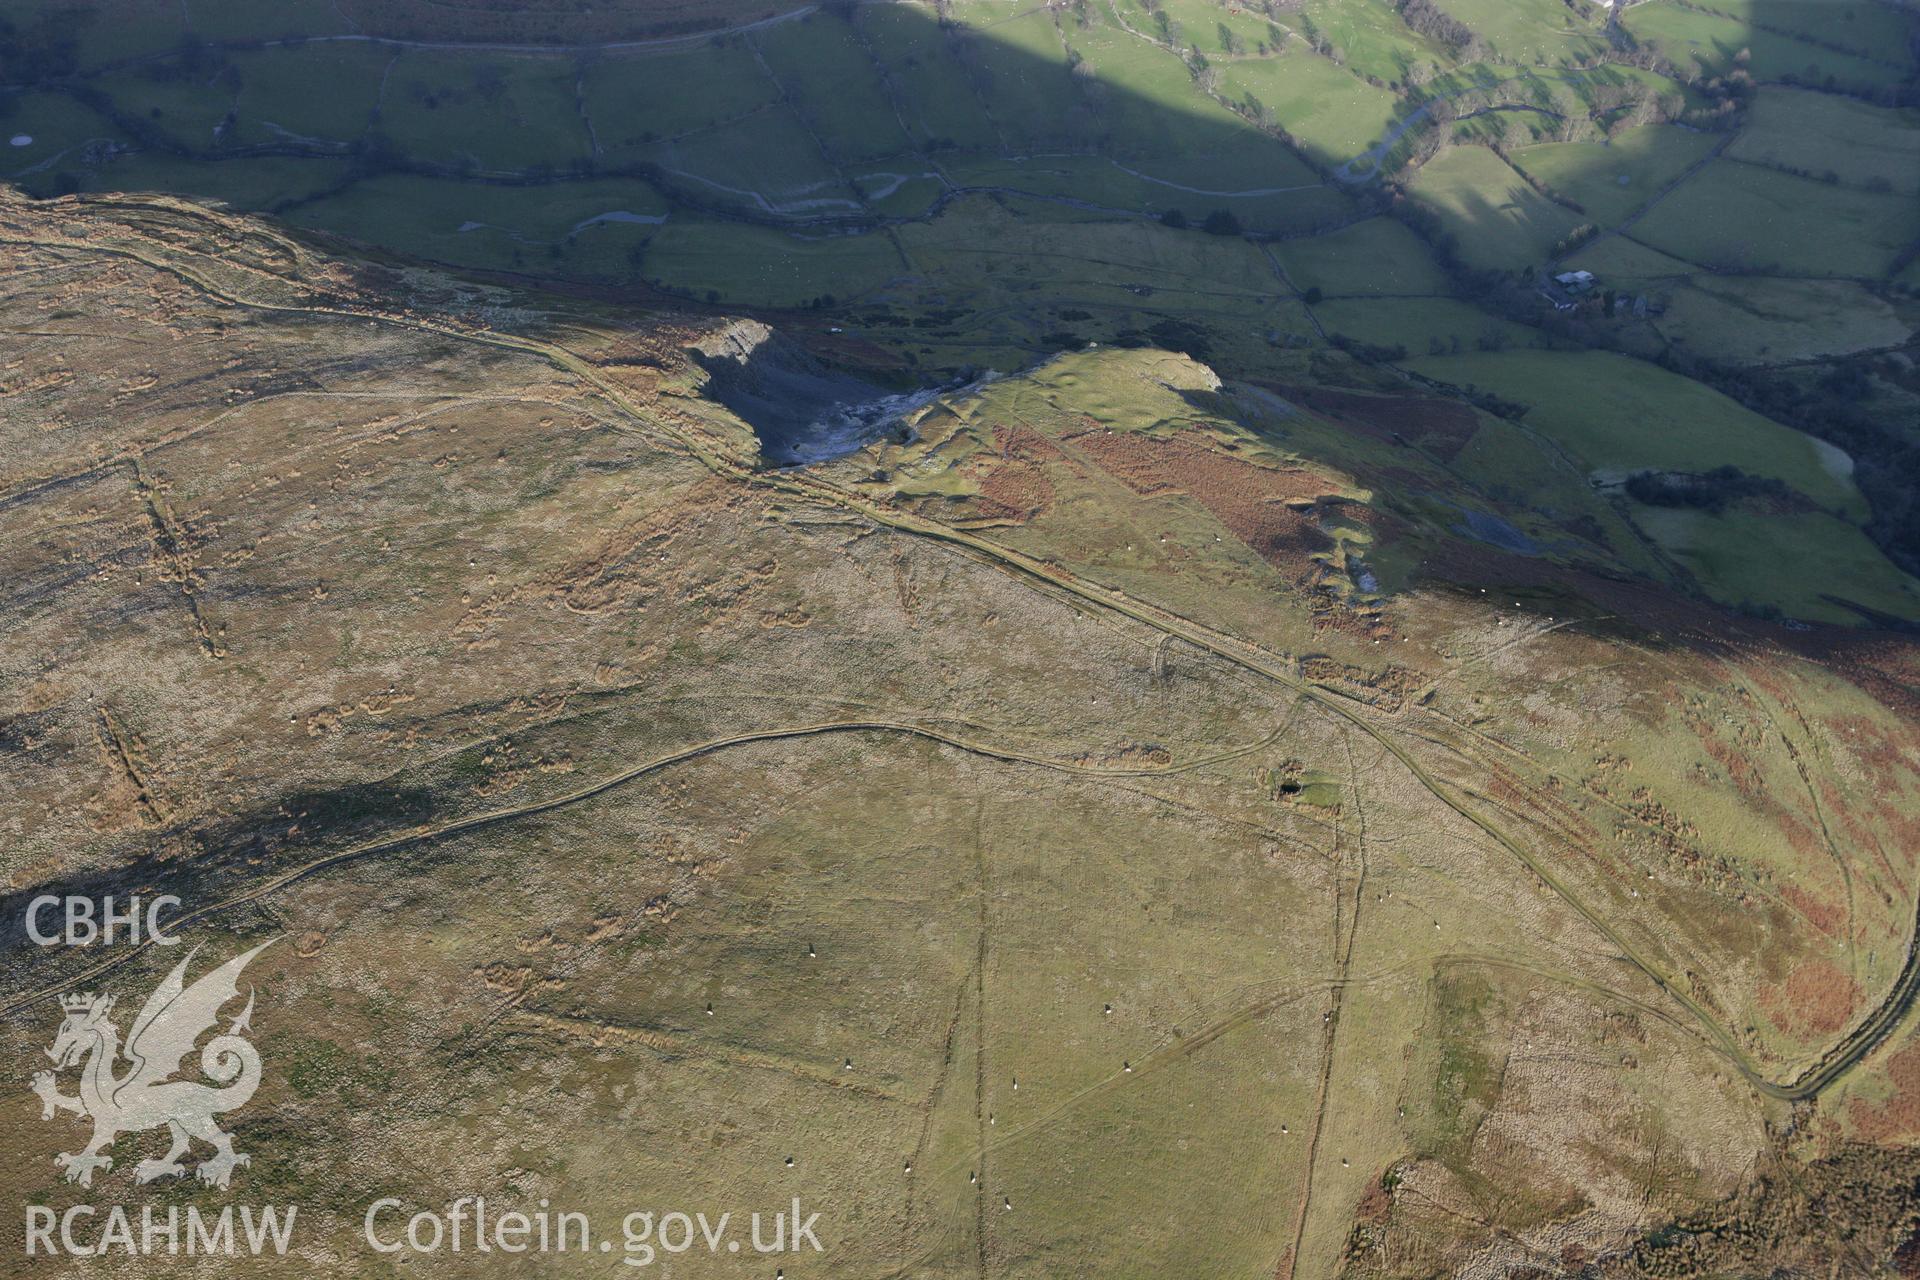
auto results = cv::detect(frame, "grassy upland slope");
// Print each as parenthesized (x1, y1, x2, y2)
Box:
(3, 192, 1920, 1279)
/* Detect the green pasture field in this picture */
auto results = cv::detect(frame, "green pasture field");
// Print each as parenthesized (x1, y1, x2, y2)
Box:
(1060, 11, 1336, 188)
(1156, 0, 1285, 57)
(1678, 0, 1920, 60)
(227, 44, 388, 146)
(938, 153, 1148, 206)
(643, 219, 902, 306)
(1543, 63, 1692, 111)
(91, 64, 236, 148)
(1275, 216, 1449, 296)
(884, 196, 1311, 364)
(894, 196, 1284, 302)
(1315, 297, 1538, 355)
(1405, 348, 1867, 514)
(1633, 505, 1920, 624)
(854, 168, 945, 218)
(1444, 418, 1671, 578)
(857, 3, 1003, 152)
(1658, 277, 1912, 365)
(381, 51, 589, 171)
(181, 0, 343, 40)
(947, 2, 1079, 153)
(1508, 125, 1719, 226)
(1442, 66, 1580, 115)
(1430, 0, 1610, 63)
(50, 0, 190, 72)
(1408, 145, 1586, 271)
(1121, 131, 1336, 201)
(937, 152, 1311, 228)
(1728, 86, 1920, 196)
(1296, 0, 1455, 85)
(1631, 160, 1918, 278)
(285, 173, 668, 275)
(1061, 14, 1236, 158)
(1563, 234, 1697, 285)
(1220, 46, 1403, 163)
(653, 109, 856, 213)
(1420, 59, 1532, 101)
(1423, 65, 1689, 151)
(1621, 1, 1910, 92)
(942, 153, 1348, 235)
(1, 93, 123, 178)
(755, 13, 914, 164)
(582, 41, 783, 162)
(83, 151, 349, 208)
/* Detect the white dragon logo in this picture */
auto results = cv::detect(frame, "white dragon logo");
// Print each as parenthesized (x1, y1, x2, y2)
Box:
(30, 942, 271, 1189)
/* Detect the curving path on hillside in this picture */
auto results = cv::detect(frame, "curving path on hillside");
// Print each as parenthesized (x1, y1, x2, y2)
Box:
(3, 204, 1912, 1106)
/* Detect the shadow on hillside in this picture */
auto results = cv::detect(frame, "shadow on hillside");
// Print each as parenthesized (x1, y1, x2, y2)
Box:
(6, 0, 1914, 627)
(7, 0, 1367, 235)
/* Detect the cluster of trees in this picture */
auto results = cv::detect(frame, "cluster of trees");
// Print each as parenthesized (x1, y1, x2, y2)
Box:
(1550, 223, 1600, 258)
(1623, 466, 1793, 514)
(1157, 208, 1246, 236)
(1461, 386, 1530, 419)
(1395, 0, 1487, 59)
(1113, 318, 1213, 361)
(1655, 351, 1920, 576)
(1328, 333, 1409, 364)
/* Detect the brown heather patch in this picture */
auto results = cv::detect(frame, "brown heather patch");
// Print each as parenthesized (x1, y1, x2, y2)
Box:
(1881, 803, 1920, 899)
(1760, 958, 1860, 1038)
(1413, 536, 1745, 646)
(1778, 812, 1825, 865)
(1411, 539, 1920, 728)
(1067, 429, 1341, 575)
(1830, 713, 1920, 793)
(968, 424, 1060, 524)
(1485, 761, 1609, 877)
(1689, 716, 1766, 803)
(1354, 1177, 1393, 1225)
(975, 460, 1053, 523)
(1744, 663, 1793, 705)
(1792, 637, 1920, 724)
(1850, 1040, 1920, 1142)
(1820, 778, 1878, 856)
(1780, 883, 1848, 939)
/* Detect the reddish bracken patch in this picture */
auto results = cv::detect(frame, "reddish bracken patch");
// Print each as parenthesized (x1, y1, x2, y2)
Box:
(1067, 429, 1341, 575)
(1688, 715, 1766, 803)
(968, 425, 1060, 524)
(1761, 958, 1861, 1038)
(1829, 714, 1920, 795)
(1262, 383, 1481, 461)
(1849, 1040, 1920, 1142)
(1790, 636, 1920, 725)
(1353, 1178, 1392, 1225)
(1780, 883, 1847, 939)
(976, 459, 1053, 523)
